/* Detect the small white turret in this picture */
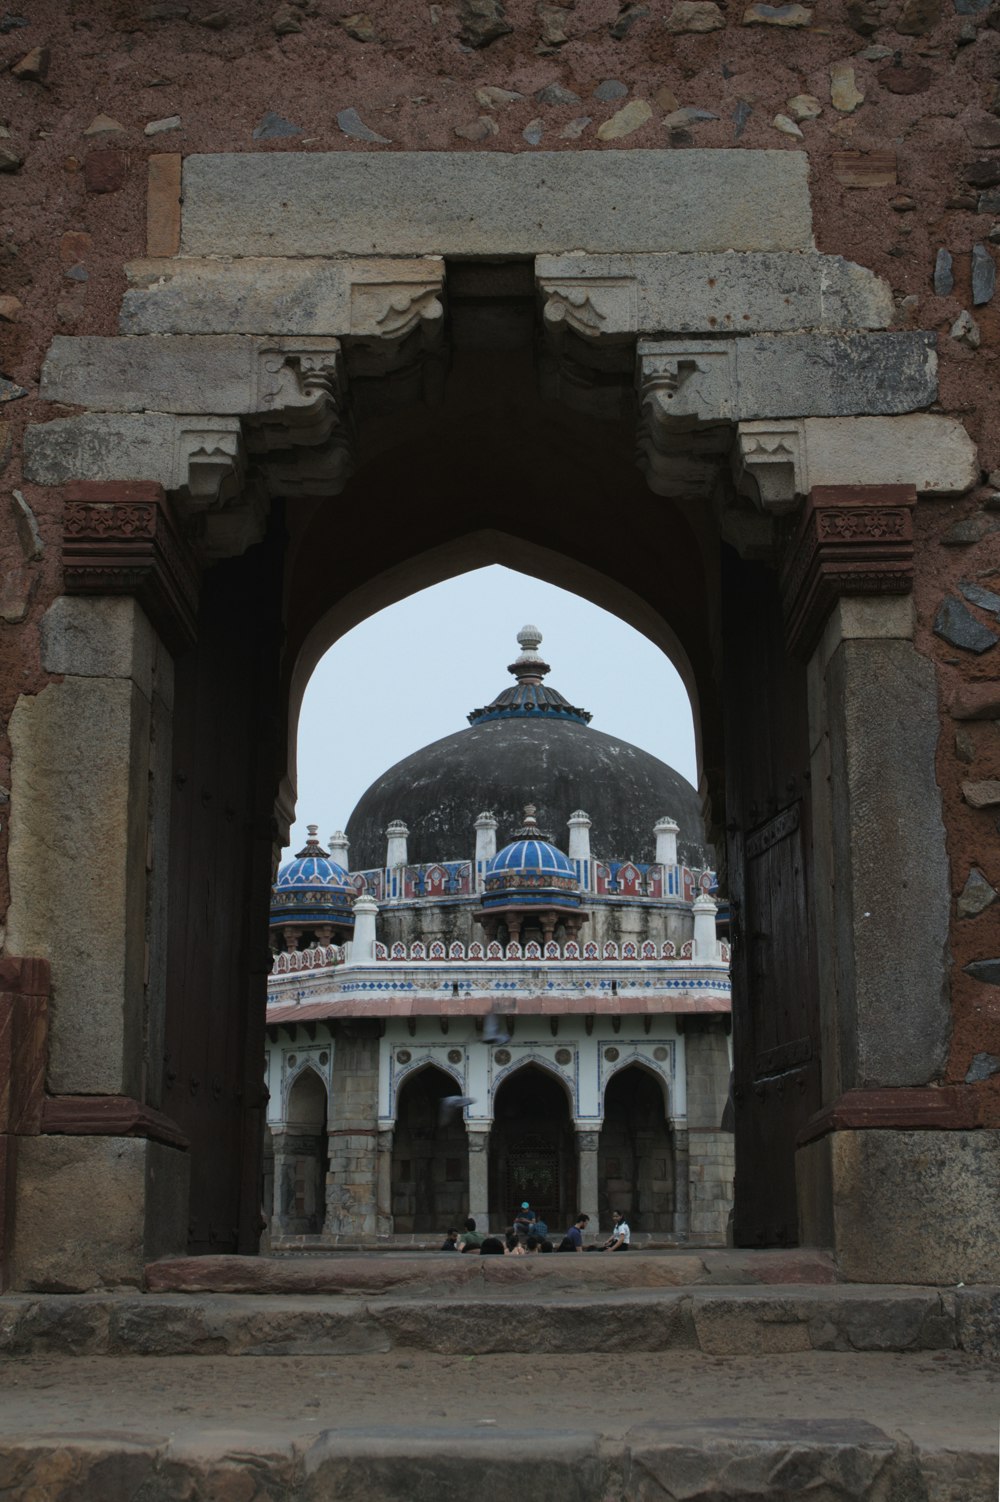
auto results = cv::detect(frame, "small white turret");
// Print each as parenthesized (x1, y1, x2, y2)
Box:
(654, 816, 680, 868)
(385, 820, 409, 869)
(474, 811, 497, 890)
(350, 893, 379, 963)
(692, 891, 719, 959)
(328, 830, 350, 867)
(567, 810, 592, 890)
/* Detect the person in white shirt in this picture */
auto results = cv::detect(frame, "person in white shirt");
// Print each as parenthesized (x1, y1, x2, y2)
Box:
(603, 1210, 631, 1251)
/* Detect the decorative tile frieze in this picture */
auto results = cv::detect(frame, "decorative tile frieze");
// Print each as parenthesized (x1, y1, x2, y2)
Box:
(780, 484, 917, 659)
(61, 481, 200, 650)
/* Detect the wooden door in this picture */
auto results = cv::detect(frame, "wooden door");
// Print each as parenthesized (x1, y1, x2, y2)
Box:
(722, 546, 821, 1246)
(163, 520, 285, 1255)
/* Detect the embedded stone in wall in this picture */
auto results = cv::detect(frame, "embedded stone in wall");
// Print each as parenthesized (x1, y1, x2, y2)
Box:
(962, 782, 1000, 809)
(665, 0, 724, 30)
(971, 243, 996, 305)
(966, 1052, 1000, 1082)
(933, 248, 954, 297)
(964, 957, 1000, 982)
(934, 597, 998, 653)
(741, 2, 811, 24)
(831, 152, 896, 188)
(957, 869, 997, 918)
(179, 151, 814, 257)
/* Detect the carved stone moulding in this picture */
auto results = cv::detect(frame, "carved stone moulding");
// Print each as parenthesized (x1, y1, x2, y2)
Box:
(61, 481, 200, 652)
(780, 483, 916, 660)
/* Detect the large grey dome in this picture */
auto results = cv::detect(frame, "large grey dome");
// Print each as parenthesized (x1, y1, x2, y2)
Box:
(345, 629, 706, 872)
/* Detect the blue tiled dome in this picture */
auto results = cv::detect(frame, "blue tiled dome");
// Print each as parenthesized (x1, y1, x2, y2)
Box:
(481, 808, 582, 912)
(270, 827, 355, 930)
(487, 838, 575, 879)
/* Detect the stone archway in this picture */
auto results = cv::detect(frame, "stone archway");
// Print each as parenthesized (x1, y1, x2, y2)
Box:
(5, 147, 987, 1290)
(599, 1064, 675, 1235)
(490, 1064, 576, 1234)
(391, 1065, 469, 1235)
(273, 1067, 328, 1237)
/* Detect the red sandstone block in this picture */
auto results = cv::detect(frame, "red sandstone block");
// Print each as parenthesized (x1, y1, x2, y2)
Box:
(0, 992, 47, 1135)
(62, 480, 166, 505)
(147, 154, 182, 257)
(84, 147, 127, 194)
(831, 151, 897, 189)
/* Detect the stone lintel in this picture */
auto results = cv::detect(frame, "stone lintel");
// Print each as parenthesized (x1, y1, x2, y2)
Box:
(40, 1094, 189, 1151)
(736, 414, 976, 512)
(180, 150, 814, 258)
(797, 1086, 983, 1146)
(40, 334, 344, 426)
(122, 257, 446, 340)
(537, 252, 892, 338)
(780, 484, 917, 660)
(637, 333, 936, 434)
(62, 481, 200, 653)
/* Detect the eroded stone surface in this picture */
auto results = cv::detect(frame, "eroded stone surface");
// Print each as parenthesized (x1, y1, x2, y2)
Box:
(535, 251, 893, 334)
(179, 151, 814, 256)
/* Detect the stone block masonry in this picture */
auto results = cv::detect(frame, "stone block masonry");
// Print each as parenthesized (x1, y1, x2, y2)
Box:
(179, 151, 813, 257)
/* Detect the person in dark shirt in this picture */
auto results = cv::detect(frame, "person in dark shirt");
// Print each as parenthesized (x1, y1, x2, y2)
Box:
(559, 1213, 590, 1252)
(440, 1228, 460, 1251)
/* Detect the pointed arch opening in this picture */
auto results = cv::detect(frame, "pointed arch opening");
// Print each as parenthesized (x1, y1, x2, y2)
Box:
(489, 1062, 576, 1235)
(599, 1063, 675, 1235)
(391, 1063, 469, 1234)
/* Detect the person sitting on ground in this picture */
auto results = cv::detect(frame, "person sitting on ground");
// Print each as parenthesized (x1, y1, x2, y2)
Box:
(602, 1210, 631, 1251)
(524, 1235, 541, 1254)
(504, 1230, 523, 1255)
(480, 1236, 505, 1255)
(513, 1202, 534, 1238)
(539, 1239, 554, 1253)
(440, 1228, 460, 1251)
(458, 1216, 485, 1251)
(558, 1213, 590, 1252)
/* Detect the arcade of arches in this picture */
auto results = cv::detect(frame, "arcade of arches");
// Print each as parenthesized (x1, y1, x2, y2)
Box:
(3, 148, 999, 1293)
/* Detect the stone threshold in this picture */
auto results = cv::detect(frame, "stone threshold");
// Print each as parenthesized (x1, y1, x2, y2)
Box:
(2, 1282, 996, 1359)
(154, 1246, 837, 1294)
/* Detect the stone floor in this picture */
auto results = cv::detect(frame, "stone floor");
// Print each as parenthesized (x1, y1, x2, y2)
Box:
(1, 1254, 997, 1499)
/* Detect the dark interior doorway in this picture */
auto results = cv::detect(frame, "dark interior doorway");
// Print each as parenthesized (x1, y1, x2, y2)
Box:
(280, 1067, 328, 1235)
(599, 1065, 674, 1233)
(489, 1065, 576, 1232)
(391, 1065, 469, 1234)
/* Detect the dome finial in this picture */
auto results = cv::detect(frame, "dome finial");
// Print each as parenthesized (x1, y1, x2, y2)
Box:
(295, 824, 329, 858)
(509, 625, 550, 685)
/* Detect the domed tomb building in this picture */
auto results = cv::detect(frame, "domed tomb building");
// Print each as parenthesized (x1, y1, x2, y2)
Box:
(265, 630, 733, 1246)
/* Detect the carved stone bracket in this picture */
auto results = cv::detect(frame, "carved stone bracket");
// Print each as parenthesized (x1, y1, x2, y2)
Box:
(538, 276, 638, 345)
(780, 483, 916, 659)
(248, 339, 345, 450)
(735, 420, 806, 514)
(62, 481, 200, 651)
(638, 341, 738, 432)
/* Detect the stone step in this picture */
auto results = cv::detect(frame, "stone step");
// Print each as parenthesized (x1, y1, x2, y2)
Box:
(145, 1246, 841, 1297)
(2, 1283, 996, 1358)
(0, 1350, 996, 1501)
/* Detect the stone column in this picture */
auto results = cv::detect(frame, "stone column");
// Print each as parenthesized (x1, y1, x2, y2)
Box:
(783, 487, 989, 1280)
(672, 1126, 690, 1239)
(467, 1125, 490, 1230)
(684, 1021, 734, 1245)
(6, 483, 196, 1289)
(270, 1128, 293, 1234)
(575, 1127, 600, 1228)
(323, 1024, 382, 1240)
(375, 1127, 394, 1236)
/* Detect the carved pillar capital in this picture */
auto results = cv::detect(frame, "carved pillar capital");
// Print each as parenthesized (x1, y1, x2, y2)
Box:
(780, 484, 916, 659)
(250, 339, 345, 448)
(61, 481, 200, 651)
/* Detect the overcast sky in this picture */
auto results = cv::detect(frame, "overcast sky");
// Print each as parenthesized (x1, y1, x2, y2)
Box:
(287, 566, 696, 860)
